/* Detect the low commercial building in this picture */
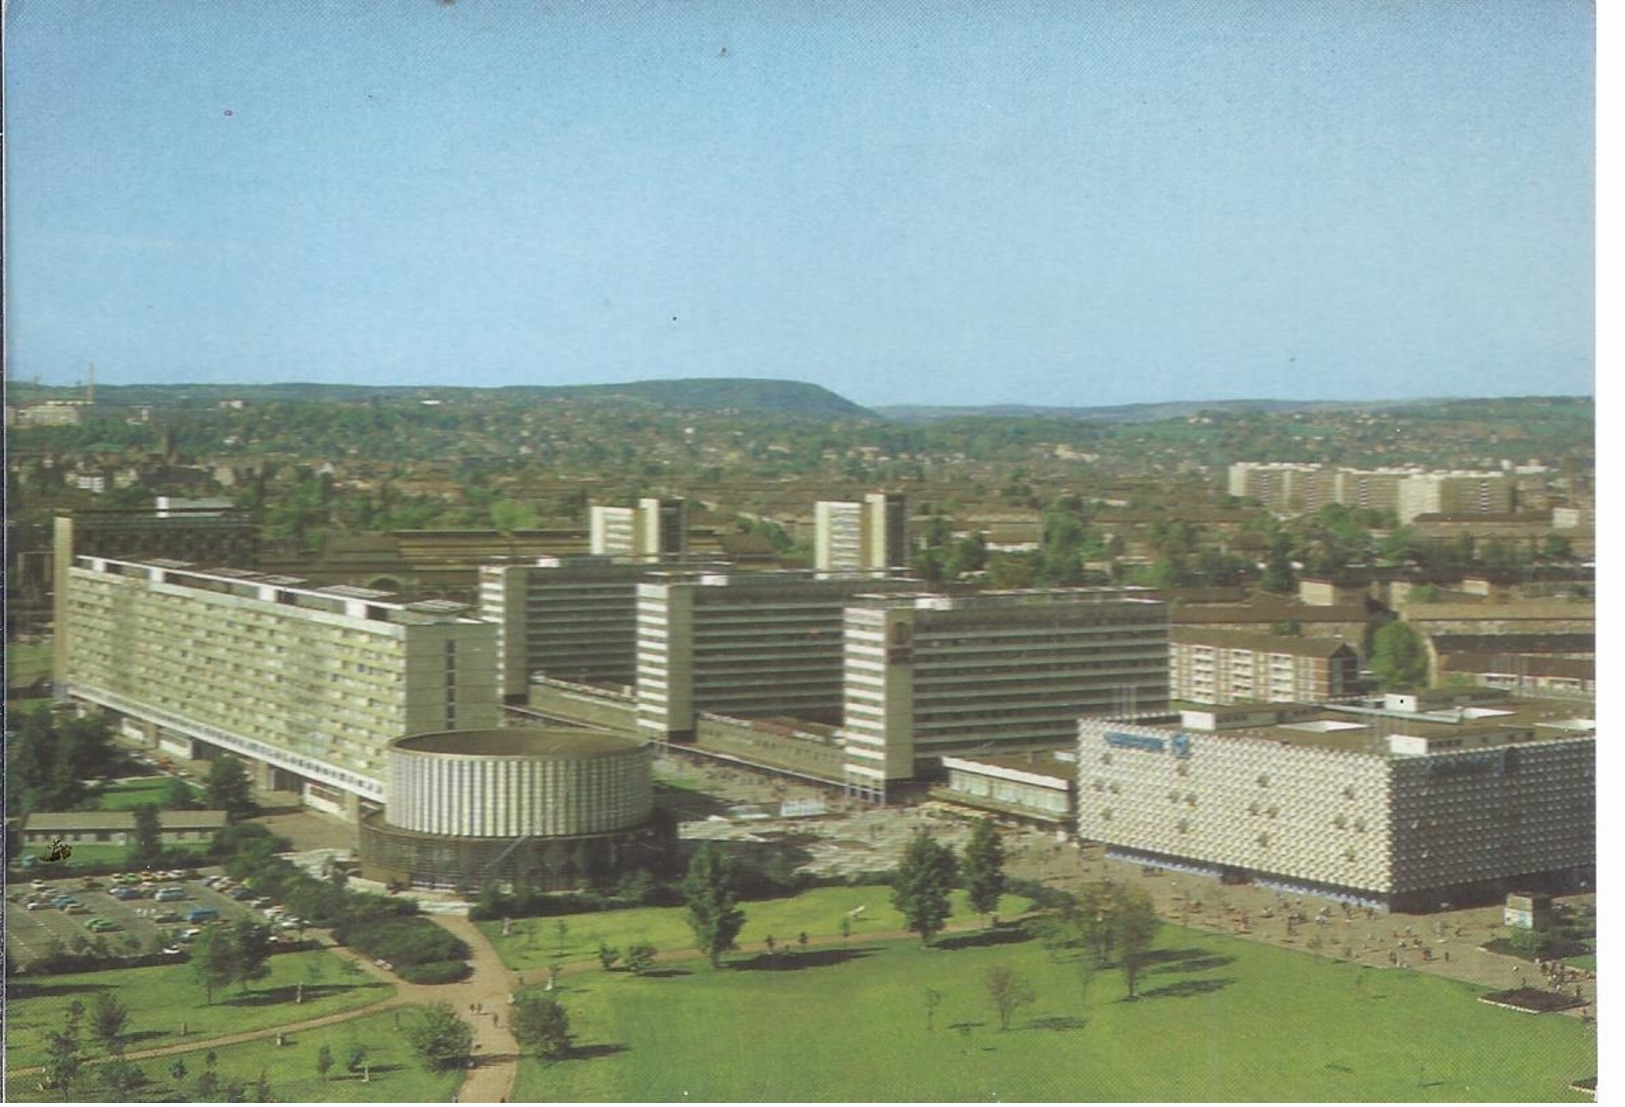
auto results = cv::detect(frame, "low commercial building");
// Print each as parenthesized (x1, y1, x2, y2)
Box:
(841, 588, 1168, 801)
(18, 809, 228, 849)
(63, 557, 500, 816)
(1169, 628, 1358, 705)
(1075, 694, 1594, 910)
(359, 727, 668, 891)
(934, 752, 1075, 829)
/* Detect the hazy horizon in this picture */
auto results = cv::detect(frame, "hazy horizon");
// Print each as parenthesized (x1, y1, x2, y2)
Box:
(5, 1, 1595, 409)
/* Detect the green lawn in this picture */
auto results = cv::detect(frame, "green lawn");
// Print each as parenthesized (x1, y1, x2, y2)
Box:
(91, 776, 204, 811)
(24, 840, 211, 870)
(6, 642, 52, 687)
(511, 925, 1595, 1102)
(478, 885, 1029, 973)
(5, 1009, 463, 1103)
(5, 951, 393, 1072)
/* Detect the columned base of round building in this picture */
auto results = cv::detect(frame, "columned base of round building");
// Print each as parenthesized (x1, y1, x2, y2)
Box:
(359, 813, 671, 892)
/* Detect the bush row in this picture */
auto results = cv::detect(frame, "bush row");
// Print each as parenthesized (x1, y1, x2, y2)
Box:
(332, 916, 470, 968)
(395, 959, 473, 985)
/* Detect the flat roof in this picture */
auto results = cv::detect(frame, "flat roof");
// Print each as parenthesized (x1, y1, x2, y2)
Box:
(1177, 696, 1594, 754)
(21, 810, 229, 831)
(394, 728, 644, 759)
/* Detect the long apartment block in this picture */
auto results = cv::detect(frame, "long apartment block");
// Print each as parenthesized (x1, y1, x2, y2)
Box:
(64, 556, 499, 814)
(841, 588, 1169, 801)
(480, 556, 727, 699)
(634, 570, 918, 741)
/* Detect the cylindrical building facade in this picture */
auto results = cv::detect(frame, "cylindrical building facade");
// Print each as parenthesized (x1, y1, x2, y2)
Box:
(360, 727, 666, 891)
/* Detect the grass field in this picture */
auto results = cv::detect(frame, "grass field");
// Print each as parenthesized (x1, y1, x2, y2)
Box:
(5, 1009, 464, 1104)
(90, 776, 205, 811)
(24, 840, 212, 869)
(477, 885, 1029, 973)
(5, 951, 393, 1072)
(510, 925, 1595, 1102)
(5, 642, 52, 687)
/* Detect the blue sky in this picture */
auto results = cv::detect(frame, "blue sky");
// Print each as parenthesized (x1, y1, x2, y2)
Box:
(4, 0, 1594, 408)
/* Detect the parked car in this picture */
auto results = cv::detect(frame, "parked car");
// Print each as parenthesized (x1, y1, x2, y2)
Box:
(63, 904, 91, 915)
(85, 918, 119, 932)
(52, 895, 81, 908)
(154, 887, 189, 902)
(153, 910, 183, 924)
(230, 888, 254, 901)
(25, 900, 53, 910)
(109, 886, 142, 900)
(184, 907, 219, 924)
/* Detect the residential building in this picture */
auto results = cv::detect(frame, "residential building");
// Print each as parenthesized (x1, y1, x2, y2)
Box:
(590, 498, 689, 560)
(49, 509, 260, 673)
(634, 570, 917, 743)
(1226, 462, 1511, 523)
(479, 556, 725, 699)
(841, 588, 1168, 801)
(814, 492, 908, 572)
(62, 556, 500, 816)
(1170, 628, 1358, 705)
(1076, 694, 1594, 910)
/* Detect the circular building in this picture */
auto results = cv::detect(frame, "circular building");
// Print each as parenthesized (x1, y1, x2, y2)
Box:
(359, 727, 668, 891)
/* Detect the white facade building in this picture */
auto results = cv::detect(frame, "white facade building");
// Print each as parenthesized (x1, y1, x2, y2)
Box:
(63, 556, 500, 814)
(1076, 697, 1594, 909)
(841, 588, 1168, 801)
(634, 570, 916, 742)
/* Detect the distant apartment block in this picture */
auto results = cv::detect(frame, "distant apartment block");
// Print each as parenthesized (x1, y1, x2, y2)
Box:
(634, 570, 918, 742)
(1170, 628, 1358, 705)
(814, 492, 908, 572)
(63, 557, 499, 815)
(1227, 463, 1513, 523)
(1076, 694, 1594, 910)
(589, 498, 689, 560)
(841, 588, 1168, 801)
(479, 555, 725, 699)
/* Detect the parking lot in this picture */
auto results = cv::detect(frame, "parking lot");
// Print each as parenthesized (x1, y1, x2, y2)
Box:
(6, 870, 294, 970)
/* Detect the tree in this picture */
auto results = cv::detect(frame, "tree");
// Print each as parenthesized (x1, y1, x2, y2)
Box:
(43, 1006, 83, 1099)
(89, 989, 131, 1056)
(891, 830, 958, 947)
(961, 817, 1006, 927)
(230, 920, 274, 995)
(1371, 620, 1429, 691)
(625, 941, 657, 975)
(345, 1043, 369, 1074)
(315, 1044, 334, 1082)
(128, 803, 163, 865)
(1258, 534, 1297, 594)
(191, 926, 237, 1006)
(682, 843, 746, 968)
(1113, 886, 1161, 1000)
(596, 941, 621, 972)
(163, 776, 199, 810)
(96, 1059, 145, 1100)
(205, 754, 257, 822)
(511, 994, 574, 1060)
(923, 987, 943, 1032)
(404, 1004, 473, 1072)
(985, 964, 1037, 1031)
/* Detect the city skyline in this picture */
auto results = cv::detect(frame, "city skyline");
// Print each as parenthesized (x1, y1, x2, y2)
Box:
(4, 1, 1596, 408)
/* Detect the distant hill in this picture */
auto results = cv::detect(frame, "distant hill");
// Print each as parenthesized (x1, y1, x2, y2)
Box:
(873, 398, 1464, 423)
(8, 377, 874, 419)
